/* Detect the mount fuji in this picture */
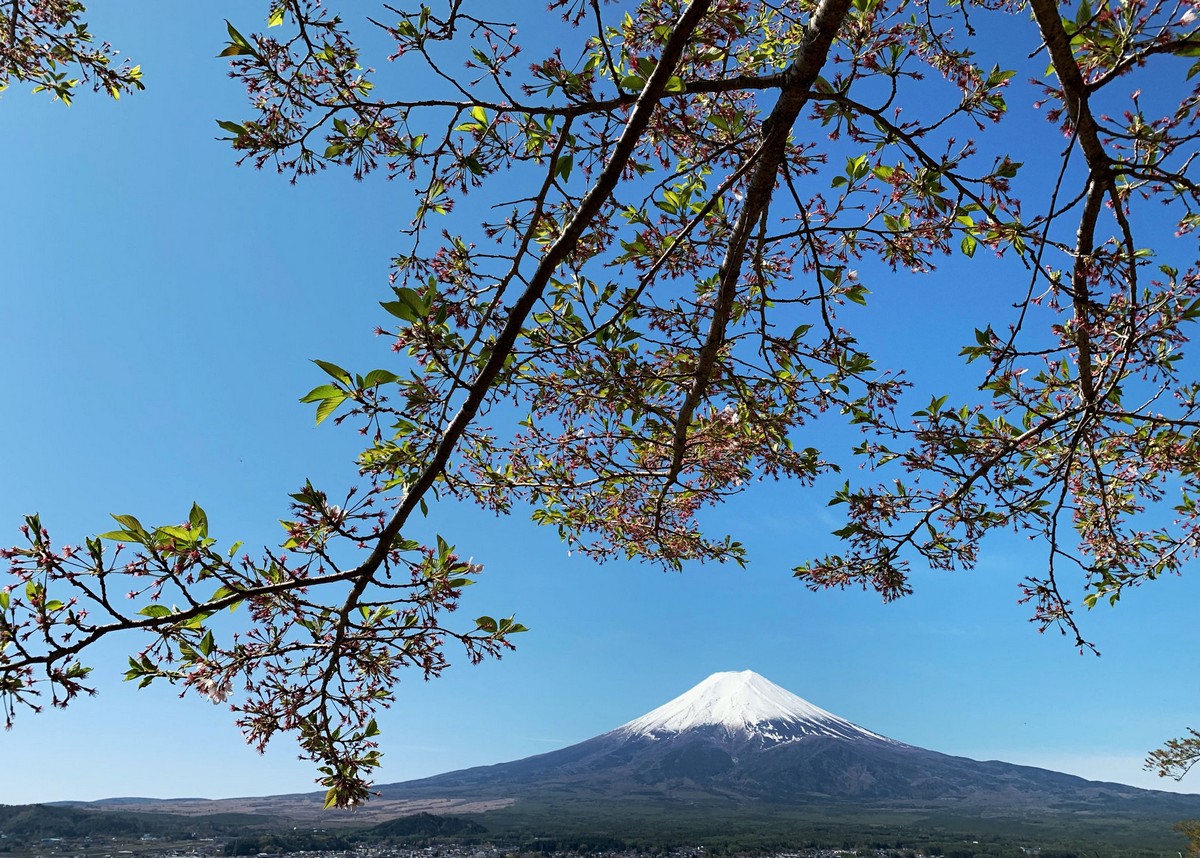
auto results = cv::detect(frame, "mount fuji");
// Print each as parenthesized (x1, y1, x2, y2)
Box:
(376, 670, 1200, 817)
(54, 669, 1200, 846)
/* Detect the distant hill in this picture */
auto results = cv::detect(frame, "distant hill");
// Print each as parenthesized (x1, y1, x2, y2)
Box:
(368, 812, 486, 838)
(0, 803, 273, 839)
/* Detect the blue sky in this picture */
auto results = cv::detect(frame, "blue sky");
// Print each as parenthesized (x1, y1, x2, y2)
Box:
(2, 2, 1199, 805)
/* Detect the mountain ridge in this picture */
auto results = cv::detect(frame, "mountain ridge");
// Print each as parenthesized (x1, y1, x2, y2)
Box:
(52, 670, 1200, 831)
(374, 669, 1200, 818)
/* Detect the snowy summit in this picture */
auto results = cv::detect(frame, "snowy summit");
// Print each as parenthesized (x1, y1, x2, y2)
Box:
(617, 669, 895, 744)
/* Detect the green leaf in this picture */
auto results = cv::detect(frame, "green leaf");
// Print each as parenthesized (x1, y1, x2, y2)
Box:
(267, 6, 285, 27)
(138, 604, 172, 619)
(189, 503, 209, 537)
(314, 394, 347, 425)
(218, 24, 256, 58)
(362, 369, 399, 387)
(112, 514, 147, 533)
(380, 287, 424, 323)
(380, 300, 415, 323)
(995, 159, 1021, 179)
(555, 153, 573, 181)
(98, 529, 141, 542)
(210, 585, 240, 602)
(845, 285, 870, 306)
(178, 611, 213, 630)
(101, 514, 149, 544)
(157, 524, 195, 542)
(300, 384, 344, 403)
(226, 21, 253, 48)
(313, 359, 352, 384)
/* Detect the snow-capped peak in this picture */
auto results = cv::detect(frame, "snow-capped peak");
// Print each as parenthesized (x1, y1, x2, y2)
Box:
(616, 670, 895, 744)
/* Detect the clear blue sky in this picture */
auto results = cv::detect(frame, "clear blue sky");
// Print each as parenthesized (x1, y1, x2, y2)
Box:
(1, 2, 1198, 805)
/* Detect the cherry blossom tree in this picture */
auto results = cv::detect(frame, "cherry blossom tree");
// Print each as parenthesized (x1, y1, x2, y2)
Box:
(3, 0, 1200, 808)
(0, 1, 142, 101)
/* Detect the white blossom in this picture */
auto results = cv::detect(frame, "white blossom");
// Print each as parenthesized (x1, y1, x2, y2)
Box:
(197, 674, 232, 704)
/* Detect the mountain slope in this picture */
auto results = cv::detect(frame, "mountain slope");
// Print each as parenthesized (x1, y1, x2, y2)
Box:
(377, 670, 1200, 817)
